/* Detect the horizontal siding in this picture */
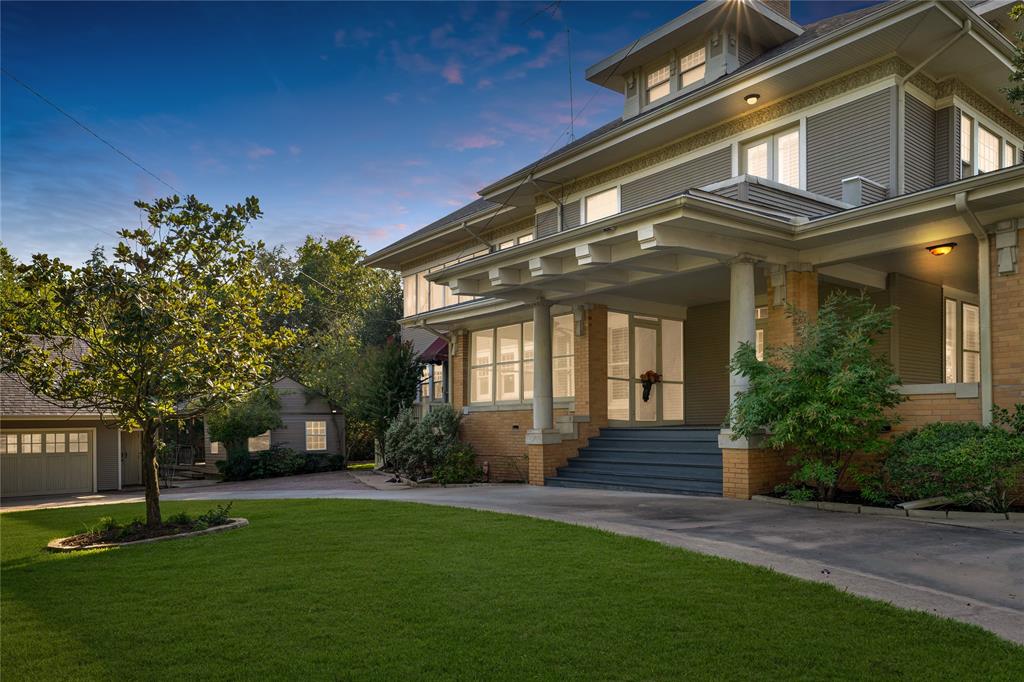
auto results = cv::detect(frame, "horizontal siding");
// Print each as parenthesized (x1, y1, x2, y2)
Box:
(620, 147, 732, 212)
(745, 184, 837, 217)
(806, 87, 893, 200)
(271, 414, 344, 455)
(861, 182, 888, 205)
(535, 208, 557, 238)
(891, 274, 942, 384)
(683, 301, 730, 426)
(934, 106, 952, 185)
(904, 93, 935, 193)
(562, 200, 581, 230)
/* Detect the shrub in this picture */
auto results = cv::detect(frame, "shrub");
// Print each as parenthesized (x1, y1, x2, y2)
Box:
(729, 292, 902, 501)
(383, 408, 419, 473)
(383, 405, 477, 481)
(434, 443, 484, 485)
(249, 445, 305, 479)
(197, 502, 233, 526)
(217, 445, 340, 481)
(874, 414, 1024, 512)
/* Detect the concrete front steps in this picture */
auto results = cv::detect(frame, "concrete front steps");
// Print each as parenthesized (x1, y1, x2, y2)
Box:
(545, 426, 723, 496)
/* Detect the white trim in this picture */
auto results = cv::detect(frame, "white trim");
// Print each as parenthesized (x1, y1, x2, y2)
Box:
(942, 285, 979, 304)
(897, 382, 979, 399)
(582, 186, 621, 224)
(117, 428, 122, 490)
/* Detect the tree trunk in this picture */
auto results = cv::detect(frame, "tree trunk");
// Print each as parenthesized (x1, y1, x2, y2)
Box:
(140, 421, 162, 528)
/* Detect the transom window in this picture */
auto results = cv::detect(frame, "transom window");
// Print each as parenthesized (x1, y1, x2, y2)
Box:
(646, 63, 671, 103)
(305, 421, 327, 451)
(679, 47, 706, 88)
(584, 187, 619, 223)
(944, 296, 980, 383)
(46, 433, 66, 453)
(67, 432, 88, 453)
(469, 315, 574, 405)
(0, 434, 18, 453)
(742, 127, 801, 188)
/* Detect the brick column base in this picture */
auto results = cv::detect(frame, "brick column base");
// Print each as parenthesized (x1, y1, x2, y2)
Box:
(527, 442, 571, 485)
(722, 448, 791, 499)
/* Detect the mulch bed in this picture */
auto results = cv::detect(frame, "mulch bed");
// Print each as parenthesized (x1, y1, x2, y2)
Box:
(48, 517, 248, 552)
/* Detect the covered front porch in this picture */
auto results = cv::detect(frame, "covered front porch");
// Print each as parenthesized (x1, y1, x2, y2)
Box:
(420, 168, 1022, 496)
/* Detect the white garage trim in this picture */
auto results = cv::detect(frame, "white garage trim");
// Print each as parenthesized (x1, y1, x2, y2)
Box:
(0, 426, 97, 496)
(117, 429, 122, 490)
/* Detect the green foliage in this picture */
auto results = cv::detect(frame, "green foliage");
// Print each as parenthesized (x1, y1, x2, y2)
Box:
(0, 195, 301, 526)
(433, 443, 484, 485)
(197, 502, 233, 526)
(993, 402, 1024, 437)
(729, 292, 903, 501)
(383, 405, 481, 482)
(207, 385, 283, 473)
(1004, 2, 1024, 115)
(166, 511, 193, 525)
(871, 409, 1024, 513)
(348, 338, 422, 448)
(217, 445, 340, 481)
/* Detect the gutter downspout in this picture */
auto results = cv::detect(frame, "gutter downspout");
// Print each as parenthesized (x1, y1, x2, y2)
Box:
(955, 191, 993, 425)
(896, 19, 970, 194)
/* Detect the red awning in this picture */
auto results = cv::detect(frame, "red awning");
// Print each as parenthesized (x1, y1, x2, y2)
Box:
(419, 336, 448, 364)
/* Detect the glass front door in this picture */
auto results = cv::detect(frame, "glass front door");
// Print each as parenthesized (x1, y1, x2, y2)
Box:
(607, 312, 684, 425)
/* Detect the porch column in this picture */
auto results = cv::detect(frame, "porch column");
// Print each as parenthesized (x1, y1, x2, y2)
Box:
(531, 299, 554, 432)
(728, 256, 757, 410)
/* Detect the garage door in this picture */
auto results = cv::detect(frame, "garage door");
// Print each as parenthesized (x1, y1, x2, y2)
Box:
(1, 430, 94, 497)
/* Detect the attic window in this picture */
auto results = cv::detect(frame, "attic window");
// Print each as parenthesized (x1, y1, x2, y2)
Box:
(646, 63, 671, 103)
(679, 47, 706, 88)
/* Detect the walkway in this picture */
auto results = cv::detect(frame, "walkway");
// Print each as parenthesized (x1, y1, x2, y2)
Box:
(3, 472, 1022, 643)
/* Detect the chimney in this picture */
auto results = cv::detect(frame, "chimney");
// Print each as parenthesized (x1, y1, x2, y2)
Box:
(760, 1, 791, 18)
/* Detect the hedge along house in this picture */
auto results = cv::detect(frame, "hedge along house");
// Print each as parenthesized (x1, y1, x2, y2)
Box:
(365, 0, 1024, 498)
(1, 373, 144, 498)
(203, 377, 345, 469)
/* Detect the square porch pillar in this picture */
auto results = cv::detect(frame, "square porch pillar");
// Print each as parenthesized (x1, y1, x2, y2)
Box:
(527, 300, 561, 484)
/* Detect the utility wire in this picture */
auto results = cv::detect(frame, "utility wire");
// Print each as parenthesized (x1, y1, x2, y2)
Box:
(1, 67, 182, 195)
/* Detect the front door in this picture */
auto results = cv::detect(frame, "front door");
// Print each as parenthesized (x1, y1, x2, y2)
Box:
(607, 313, 684, 425)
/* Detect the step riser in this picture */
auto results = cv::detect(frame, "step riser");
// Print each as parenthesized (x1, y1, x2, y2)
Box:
(585, 441, 722, 454)
(579, 449, 722, 464)
(563, 462, 723, 481)
(598, 430, 719, 442)
(552, 469, 722, 489)
(545, 477, 721, 497)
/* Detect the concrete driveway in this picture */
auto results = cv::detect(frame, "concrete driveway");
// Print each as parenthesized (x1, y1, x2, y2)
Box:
(4, 472, 1022, 643)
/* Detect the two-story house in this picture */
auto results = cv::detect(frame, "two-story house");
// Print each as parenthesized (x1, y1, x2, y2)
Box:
(366, 0, 1024, 498)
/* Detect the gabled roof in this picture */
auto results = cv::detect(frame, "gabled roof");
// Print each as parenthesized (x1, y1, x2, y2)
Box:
(0, 374, 100, 418)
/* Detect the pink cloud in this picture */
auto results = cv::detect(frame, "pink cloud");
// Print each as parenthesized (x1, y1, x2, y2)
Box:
(442, 59, 464, 84)
(450, 133, 502, 151)
(247, 146, 275, 160)
(525, 34, 565, 70)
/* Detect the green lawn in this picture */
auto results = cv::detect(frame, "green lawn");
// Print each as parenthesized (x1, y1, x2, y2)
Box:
(2, 500, 1022, 680)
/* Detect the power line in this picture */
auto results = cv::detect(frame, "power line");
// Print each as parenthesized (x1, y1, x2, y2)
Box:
(1, 67, 182, 195)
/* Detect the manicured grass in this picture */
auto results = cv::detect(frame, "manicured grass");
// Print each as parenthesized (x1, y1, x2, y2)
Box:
(2, 500, 1022, 680)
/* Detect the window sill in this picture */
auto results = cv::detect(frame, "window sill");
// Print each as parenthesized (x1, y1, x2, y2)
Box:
(898, 383, 979, 399)
(463, 399, 576, 414)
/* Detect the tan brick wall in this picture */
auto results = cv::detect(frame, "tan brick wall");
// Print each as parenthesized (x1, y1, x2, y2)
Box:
(722, 447, 792, 499)
(991, 229, 1024, 411)
(890, 393, 982, 434)
(762, 269, 819, 350)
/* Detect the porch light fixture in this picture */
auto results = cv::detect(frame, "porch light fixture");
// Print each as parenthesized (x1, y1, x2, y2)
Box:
(926, 242, 957, 256)
(744, 93, 760, 105)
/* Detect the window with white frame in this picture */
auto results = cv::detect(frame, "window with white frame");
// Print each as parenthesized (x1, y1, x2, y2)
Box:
(944, 296, 980, 383)
(679, 46, 706, 88)
(646, 62, 671, 103)
(584, 187, 619, 223)
(742, 127, 801, 188)
(960, 113, 973, 174)
(45, 432, 66, 453)
(248, 430, 271, 452)
(402, 249, 488, 317)
(305, 421, 327, 451)
(497, 232, 534, 250)
(469, 315, 573, 405)
(67, 432, 88, 453)
(1004, 141, 1018, 169)
(417, 363, 446, 403)
(978, 126, 1000, 174)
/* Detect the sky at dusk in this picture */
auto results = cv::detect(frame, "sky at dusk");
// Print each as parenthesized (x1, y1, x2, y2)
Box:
(1, 1, 878, 264)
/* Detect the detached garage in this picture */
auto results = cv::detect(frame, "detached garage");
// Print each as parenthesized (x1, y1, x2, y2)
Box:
(1, 374, 138, 498)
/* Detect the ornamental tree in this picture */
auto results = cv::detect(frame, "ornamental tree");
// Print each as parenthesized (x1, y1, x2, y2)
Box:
(728, 292, 903, 501)
(0, 195, 301, 526)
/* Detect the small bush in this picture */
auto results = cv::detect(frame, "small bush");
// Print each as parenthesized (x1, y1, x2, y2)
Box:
(197, 502, 233, 526)
(873, 412, 1024, 512)
(166, 511, 193, 525)
(434, 443, 483, 485)
(383, 408, 419, 473)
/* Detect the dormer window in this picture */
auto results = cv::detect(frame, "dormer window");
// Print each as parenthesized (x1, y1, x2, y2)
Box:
(646, 63, 671, 103)
(678, 47, 706, 88)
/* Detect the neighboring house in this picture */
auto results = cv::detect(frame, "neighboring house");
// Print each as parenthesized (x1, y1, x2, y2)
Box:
(203, 377, 344, 467)
(0, 374, 143, 498)
(365, 1, 1024, 497)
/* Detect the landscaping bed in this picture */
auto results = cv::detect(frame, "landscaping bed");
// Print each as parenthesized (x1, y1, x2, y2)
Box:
(47, 503, 242, 551)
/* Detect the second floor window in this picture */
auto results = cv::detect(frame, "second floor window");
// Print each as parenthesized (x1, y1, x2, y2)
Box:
(679, 47, 706, 88)
(960, 113, 973, 174)
(742, 127, 800, 188)
(978, 126, 999, 174)
(584, 187, 619, 223)
(646, 63, 671, 103)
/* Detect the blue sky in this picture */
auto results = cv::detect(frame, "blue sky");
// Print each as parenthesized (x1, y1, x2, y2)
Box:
(1, 1, 875, 264)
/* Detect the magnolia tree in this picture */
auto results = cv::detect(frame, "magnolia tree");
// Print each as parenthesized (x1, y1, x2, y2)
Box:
(0, 195, 301, 526)
(728, 292, 904, 501)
